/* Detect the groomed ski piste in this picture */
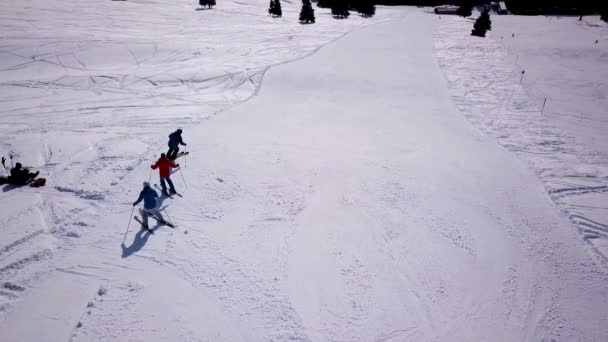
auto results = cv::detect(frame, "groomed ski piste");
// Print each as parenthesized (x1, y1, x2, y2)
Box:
(1, 1, 608, 341)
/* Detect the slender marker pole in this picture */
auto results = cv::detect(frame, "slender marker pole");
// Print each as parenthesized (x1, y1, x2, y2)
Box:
(541, 97, 547, 114)
(123, 206, 136, 243)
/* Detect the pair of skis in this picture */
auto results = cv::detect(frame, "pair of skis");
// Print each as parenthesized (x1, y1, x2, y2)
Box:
(170, 151, 189, 161)
(134, 215, 175, 231)
(134, 215, 175, 229)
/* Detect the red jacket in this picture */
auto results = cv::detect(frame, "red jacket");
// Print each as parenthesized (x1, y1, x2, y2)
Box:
(152, 157, 178, 177)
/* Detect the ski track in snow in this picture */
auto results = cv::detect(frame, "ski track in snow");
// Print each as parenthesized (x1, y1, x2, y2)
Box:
(434, 14, 608, 264)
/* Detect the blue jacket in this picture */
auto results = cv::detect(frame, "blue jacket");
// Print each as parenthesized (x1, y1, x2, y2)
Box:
(133, 186, 158, 209)
(168, 131, 186, 149)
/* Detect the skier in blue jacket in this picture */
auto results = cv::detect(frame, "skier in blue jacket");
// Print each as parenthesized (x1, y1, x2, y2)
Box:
(167, 129, 187, 160)
(132, 182, 165, 228)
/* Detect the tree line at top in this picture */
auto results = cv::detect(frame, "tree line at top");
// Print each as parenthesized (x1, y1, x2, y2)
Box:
(269, 0, 376, 22)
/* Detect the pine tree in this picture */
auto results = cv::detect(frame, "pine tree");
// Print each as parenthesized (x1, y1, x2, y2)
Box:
(331, 0, 350, 18)
(269, 0, 282, 17)
(601, 2, 608, 23)
(471, 8, 491, 37)
(199, 0, 216, 9)
(317, 0, 332, 8)
(356, 0, 375, 17)
(300, 0, 316, 24)
(457, 0, 473, 17)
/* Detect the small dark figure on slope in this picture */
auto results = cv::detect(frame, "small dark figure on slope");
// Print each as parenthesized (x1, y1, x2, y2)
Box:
(167, 129, 187, 160)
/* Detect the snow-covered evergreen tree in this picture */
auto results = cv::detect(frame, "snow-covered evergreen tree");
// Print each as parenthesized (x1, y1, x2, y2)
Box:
(457, 0, 473, 17)
(355, 0, 375, 17)
(471, 8, 491, 37)
(268, 0, 282, 17)
(317, 0, 332, 8)
(300, 0, 316, 24)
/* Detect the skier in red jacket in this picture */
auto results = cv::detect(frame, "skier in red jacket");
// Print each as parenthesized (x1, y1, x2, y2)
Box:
(151, 153, 179, 195)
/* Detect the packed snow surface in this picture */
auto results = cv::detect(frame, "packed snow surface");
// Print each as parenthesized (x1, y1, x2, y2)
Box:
(1, 1, 608, 341)
(434, 13, 608, 263)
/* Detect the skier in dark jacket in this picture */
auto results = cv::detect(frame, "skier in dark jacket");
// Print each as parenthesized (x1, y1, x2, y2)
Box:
(10, 163, 39, 185)
(167, 129, 187, 160)
(132, 182, 165, 228)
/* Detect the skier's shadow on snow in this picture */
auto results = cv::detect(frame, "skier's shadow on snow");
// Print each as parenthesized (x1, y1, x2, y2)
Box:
(2, 184, 21, 192)
(120, 224, 160, 258)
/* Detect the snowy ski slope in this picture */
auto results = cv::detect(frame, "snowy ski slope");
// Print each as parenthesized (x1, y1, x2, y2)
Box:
(434, 13, 608, 264)
(1, 1, 608, 341)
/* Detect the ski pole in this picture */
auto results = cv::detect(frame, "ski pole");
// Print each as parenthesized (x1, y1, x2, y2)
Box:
(162, 208, 174, 225)
(1, 157, 9, 175)
(184, 146, 187, 169)
(9, 154, 13, 168)
(122, 206, 136, 243)
(148, 168, 152, 183)
(178, 168, 188, 190)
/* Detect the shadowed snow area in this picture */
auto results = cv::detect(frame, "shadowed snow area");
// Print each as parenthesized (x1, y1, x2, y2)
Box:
(1, 2, 608, 341)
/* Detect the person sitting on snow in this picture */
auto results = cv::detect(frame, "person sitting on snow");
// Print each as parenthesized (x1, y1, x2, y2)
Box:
(10, 163, 39, 185)
(167, 129, 187, 160)
(151, 153, 179, 195)
(132, 182, 165, 229)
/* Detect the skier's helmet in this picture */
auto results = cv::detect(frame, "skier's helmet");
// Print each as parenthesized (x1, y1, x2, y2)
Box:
(143, 181, 150, 188)
(15, 163, 22, 169)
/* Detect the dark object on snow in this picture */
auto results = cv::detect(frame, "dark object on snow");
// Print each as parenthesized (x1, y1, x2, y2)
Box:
(353, 0, 375, 17)
(471, 8, 492, 37)
(0, 174, 44, 187)
(30, 178, 46, 187)
(457, 0, 473, 17)
(199, 0, 216, 9)
(317, 0, 331, 8)
(502, 0, 601, 16)
(167, 129, 187, 160)
(269, 0, 282, 17)
(300, 0, 316, 24)
(0, 160, 41, 186)
(434, 6, 458, 15)
(331, 0, 350, 18)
